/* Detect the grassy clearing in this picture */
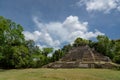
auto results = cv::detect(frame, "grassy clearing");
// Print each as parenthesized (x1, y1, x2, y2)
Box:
(0, 68, 120, 80)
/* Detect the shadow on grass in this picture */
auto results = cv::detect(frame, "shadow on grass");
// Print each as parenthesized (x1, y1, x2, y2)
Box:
(0, 68, 12, 72)
(0, 69, 6, 72)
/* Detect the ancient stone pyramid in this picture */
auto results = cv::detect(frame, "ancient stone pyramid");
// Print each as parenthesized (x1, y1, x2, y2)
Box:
(43, 45, 117, 68)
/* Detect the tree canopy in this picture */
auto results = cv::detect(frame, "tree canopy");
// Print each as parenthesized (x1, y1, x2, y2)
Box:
(0, 16, 120, 69)
(0, 16, 52, 68)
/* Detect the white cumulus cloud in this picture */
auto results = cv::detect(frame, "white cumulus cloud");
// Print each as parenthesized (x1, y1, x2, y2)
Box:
(77, 0, 120, 13)
(23, 15, 104, 49)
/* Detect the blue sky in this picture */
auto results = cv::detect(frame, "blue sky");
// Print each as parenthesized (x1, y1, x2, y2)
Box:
(0, 0, 120, 48)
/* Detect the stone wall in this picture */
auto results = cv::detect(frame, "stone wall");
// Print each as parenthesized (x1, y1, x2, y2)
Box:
(43, 45, 117, 68)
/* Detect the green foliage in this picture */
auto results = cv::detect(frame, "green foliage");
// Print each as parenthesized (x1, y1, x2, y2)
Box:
(0, 16, 32, 68)
(73, 37, 89, 47)
(95, 35, 114, 59)
(0, 16, 52, 68)
(42, 48, 53, 56)
(51, 36, 120, 65)
(62, 44, 72, 53)
(6, 45, 31, 68)
(90, 35, 120, 64)
(0, 17, 24, 46)
(0, 16, 120, 69)
(113, 40, 120, 64)
(113, 55, 120, 64)
(51, 49, 64, 62)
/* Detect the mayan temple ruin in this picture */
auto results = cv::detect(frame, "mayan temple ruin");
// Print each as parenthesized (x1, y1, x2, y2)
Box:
(43, 45, 117, 68)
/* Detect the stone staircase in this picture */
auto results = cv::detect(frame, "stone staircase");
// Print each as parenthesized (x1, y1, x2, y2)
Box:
(43, 45, 113, 68)
(93, 51, 111, 62)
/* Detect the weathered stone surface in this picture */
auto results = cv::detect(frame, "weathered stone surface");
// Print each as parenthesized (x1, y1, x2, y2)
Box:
(43, 45, 117, 68)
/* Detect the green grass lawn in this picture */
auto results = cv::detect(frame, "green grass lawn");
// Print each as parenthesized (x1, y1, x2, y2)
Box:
(0, 68, 120, 80)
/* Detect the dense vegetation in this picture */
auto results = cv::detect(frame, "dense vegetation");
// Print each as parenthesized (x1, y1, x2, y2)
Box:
(0, 16, 120, 69)
(0, 16, 53, 68)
